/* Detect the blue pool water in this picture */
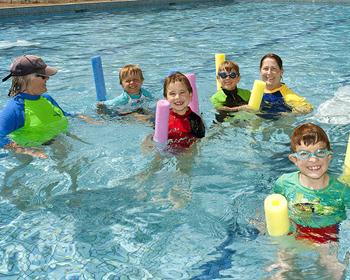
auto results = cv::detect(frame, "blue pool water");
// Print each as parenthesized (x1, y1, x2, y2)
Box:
(1, 1, 350, 279)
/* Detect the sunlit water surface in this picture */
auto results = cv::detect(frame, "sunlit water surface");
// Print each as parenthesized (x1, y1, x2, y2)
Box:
(1, 1, 350, 279)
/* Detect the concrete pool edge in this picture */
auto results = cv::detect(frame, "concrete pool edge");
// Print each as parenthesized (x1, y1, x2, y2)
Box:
(1, 0, 350, 17)
(0, 0, 209, 17)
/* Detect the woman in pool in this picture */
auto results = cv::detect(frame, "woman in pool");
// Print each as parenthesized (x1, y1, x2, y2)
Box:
(0, 55, 70, 158)
(259, 53, 313, 118)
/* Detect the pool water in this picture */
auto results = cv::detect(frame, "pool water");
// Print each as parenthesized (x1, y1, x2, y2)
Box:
(1, 1, 350, 279)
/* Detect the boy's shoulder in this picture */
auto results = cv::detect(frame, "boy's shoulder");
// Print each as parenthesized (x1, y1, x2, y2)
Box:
(329, 174, 348, 190)
(141, 88, 152, 98)
(273, 171, 299, 194)
(275, 171, 299, 186)
(211, 89, 225, 99)
(103, 92, 129, 106)
(237, 87, 251, 101)
(237, 87, 251, 94)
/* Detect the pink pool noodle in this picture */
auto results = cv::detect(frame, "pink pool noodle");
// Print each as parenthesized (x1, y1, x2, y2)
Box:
(153, 99, 170, 144)
(185, 73, 200, 115)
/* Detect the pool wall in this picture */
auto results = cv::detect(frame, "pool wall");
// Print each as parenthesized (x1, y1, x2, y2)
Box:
(0, 0, 212, 17)
(1, 0, 350, 18)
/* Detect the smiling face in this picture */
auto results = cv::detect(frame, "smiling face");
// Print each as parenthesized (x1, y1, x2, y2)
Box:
(260, 57, 283, 90)
(121, 73, 143, 95)
(165, 81, 192, 115)
(288, 141, 332, 189)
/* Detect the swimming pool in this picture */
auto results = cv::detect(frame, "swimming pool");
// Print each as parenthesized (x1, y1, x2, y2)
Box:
(1, 0, 350, 279)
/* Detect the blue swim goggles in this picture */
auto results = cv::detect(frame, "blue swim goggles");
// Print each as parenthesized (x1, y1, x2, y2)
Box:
(290, 149, 333, 160)
(218, 72, 239, 79)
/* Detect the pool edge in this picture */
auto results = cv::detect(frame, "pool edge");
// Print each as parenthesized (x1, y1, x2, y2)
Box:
(0, 0, 210, 17)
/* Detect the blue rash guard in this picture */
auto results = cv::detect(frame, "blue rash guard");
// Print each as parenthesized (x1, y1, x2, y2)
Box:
(0, 92, 69, 148)
(102, 88, 153, 113)
(259, 84, 312, 119)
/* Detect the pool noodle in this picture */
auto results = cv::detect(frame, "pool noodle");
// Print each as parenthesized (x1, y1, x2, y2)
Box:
(153, 100, 170, 144)
(264, 194, 290, 237)
(215, 53, 226, 90)
(91, 56, 107, 101)
(340, 134, 350, 185)
(185, 73, 200, 115)
(248, 80, 266, 111)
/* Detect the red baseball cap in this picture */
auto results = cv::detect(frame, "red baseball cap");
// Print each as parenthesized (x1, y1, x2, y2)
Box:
(2, 55, 57, 82)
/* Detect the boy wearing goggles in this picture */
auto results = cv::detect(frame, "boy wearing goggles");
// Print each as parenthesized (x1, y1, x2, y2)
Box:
(273, 123, 350, 244)
(210, 61, 251, 122)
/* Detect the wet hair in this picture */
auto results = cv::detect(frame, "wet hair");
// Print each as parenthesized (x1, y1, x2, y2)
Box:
(163, 72, 192, 98)
(217, 60, 240, 76)
(259, 53, 283, 70)
(290, 123, 331, 152)
(8, 75, 32, 97)
(119, 64, 144, 84)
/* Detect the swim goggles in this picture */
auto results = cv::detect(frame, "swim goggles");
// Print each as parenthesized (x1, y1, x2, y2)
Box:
(218, 72, 239, 79)
(290, 149, 333, 160)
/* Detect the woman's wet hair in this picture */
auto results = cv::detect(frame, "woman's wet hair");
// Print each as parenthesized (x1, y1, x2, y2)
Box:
(260, 53, 283, 70)
(8, 75, 31, 97)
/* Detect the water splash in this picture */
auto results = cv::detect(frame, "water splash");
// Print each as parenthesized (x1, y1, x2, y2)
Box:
(0, 40, 40, 50)
(315, 86, 350, 125)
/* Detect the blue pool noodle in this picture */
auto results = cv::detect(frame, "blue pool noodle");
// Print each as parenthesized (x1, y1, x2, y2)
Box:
(91, 56, 107, 101)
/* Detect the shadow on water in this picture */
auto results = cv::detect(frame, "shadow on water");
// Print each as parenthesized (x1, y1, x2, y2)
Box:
(190, 191, 262, 280)
(190, 221, 259, 280)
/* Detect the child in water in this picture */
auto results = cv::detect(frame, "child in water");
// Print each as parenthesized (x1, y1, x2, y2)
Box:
(210, 61, 251, 122)
(97, 64, 153, 118)
(274, 123, 350, 243)
(163, 72, 205, 148)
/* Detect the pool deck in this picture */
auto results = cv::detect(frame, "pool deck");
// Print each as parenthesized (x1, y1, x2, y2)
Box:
(0, 0, 144, 8)
(1, 0, 350, 17)
(0, 0, 204, 17)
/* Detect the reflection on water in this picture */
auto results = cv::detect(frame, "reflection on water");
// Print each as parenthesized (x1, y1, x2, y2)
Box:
(1, 0, 350, 279)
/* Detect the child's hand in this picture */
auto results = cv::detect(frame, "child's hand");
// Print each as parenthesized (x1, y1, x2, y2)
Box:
(225, 105, 250, 112)
(77, 114, 104, 125)
(235, 104, 250, 111)
(96, 102, 107, 114)
(6, 142, 48, 159)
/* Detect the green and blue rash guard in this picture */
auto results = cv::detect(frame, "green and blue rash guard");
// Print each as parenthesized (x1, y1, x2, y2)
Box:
(101, 88, 153, 114)
(0, 93, 69, 148)
(210, 87, 251, 122)
(273, 171, 350, 229)
(259, 84, 313, 119)
(210, 87, 251, 109)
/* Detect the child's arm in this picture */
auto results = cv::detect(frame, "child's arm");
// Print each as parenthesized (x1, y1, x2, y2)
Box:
(217, 104, 250, 112)
(273, 175, 285, 194)
(189, 112, 205, 138)
(5, 142, 48, 158)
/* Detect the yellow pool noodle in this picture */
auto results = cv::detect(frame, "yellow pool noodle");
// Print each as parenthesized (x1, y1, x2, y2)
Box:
(264, 194, 290, 237)
(248, 80, 266, 111)
(215, 53, 226, 90)
(339, 134, 350, 186)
